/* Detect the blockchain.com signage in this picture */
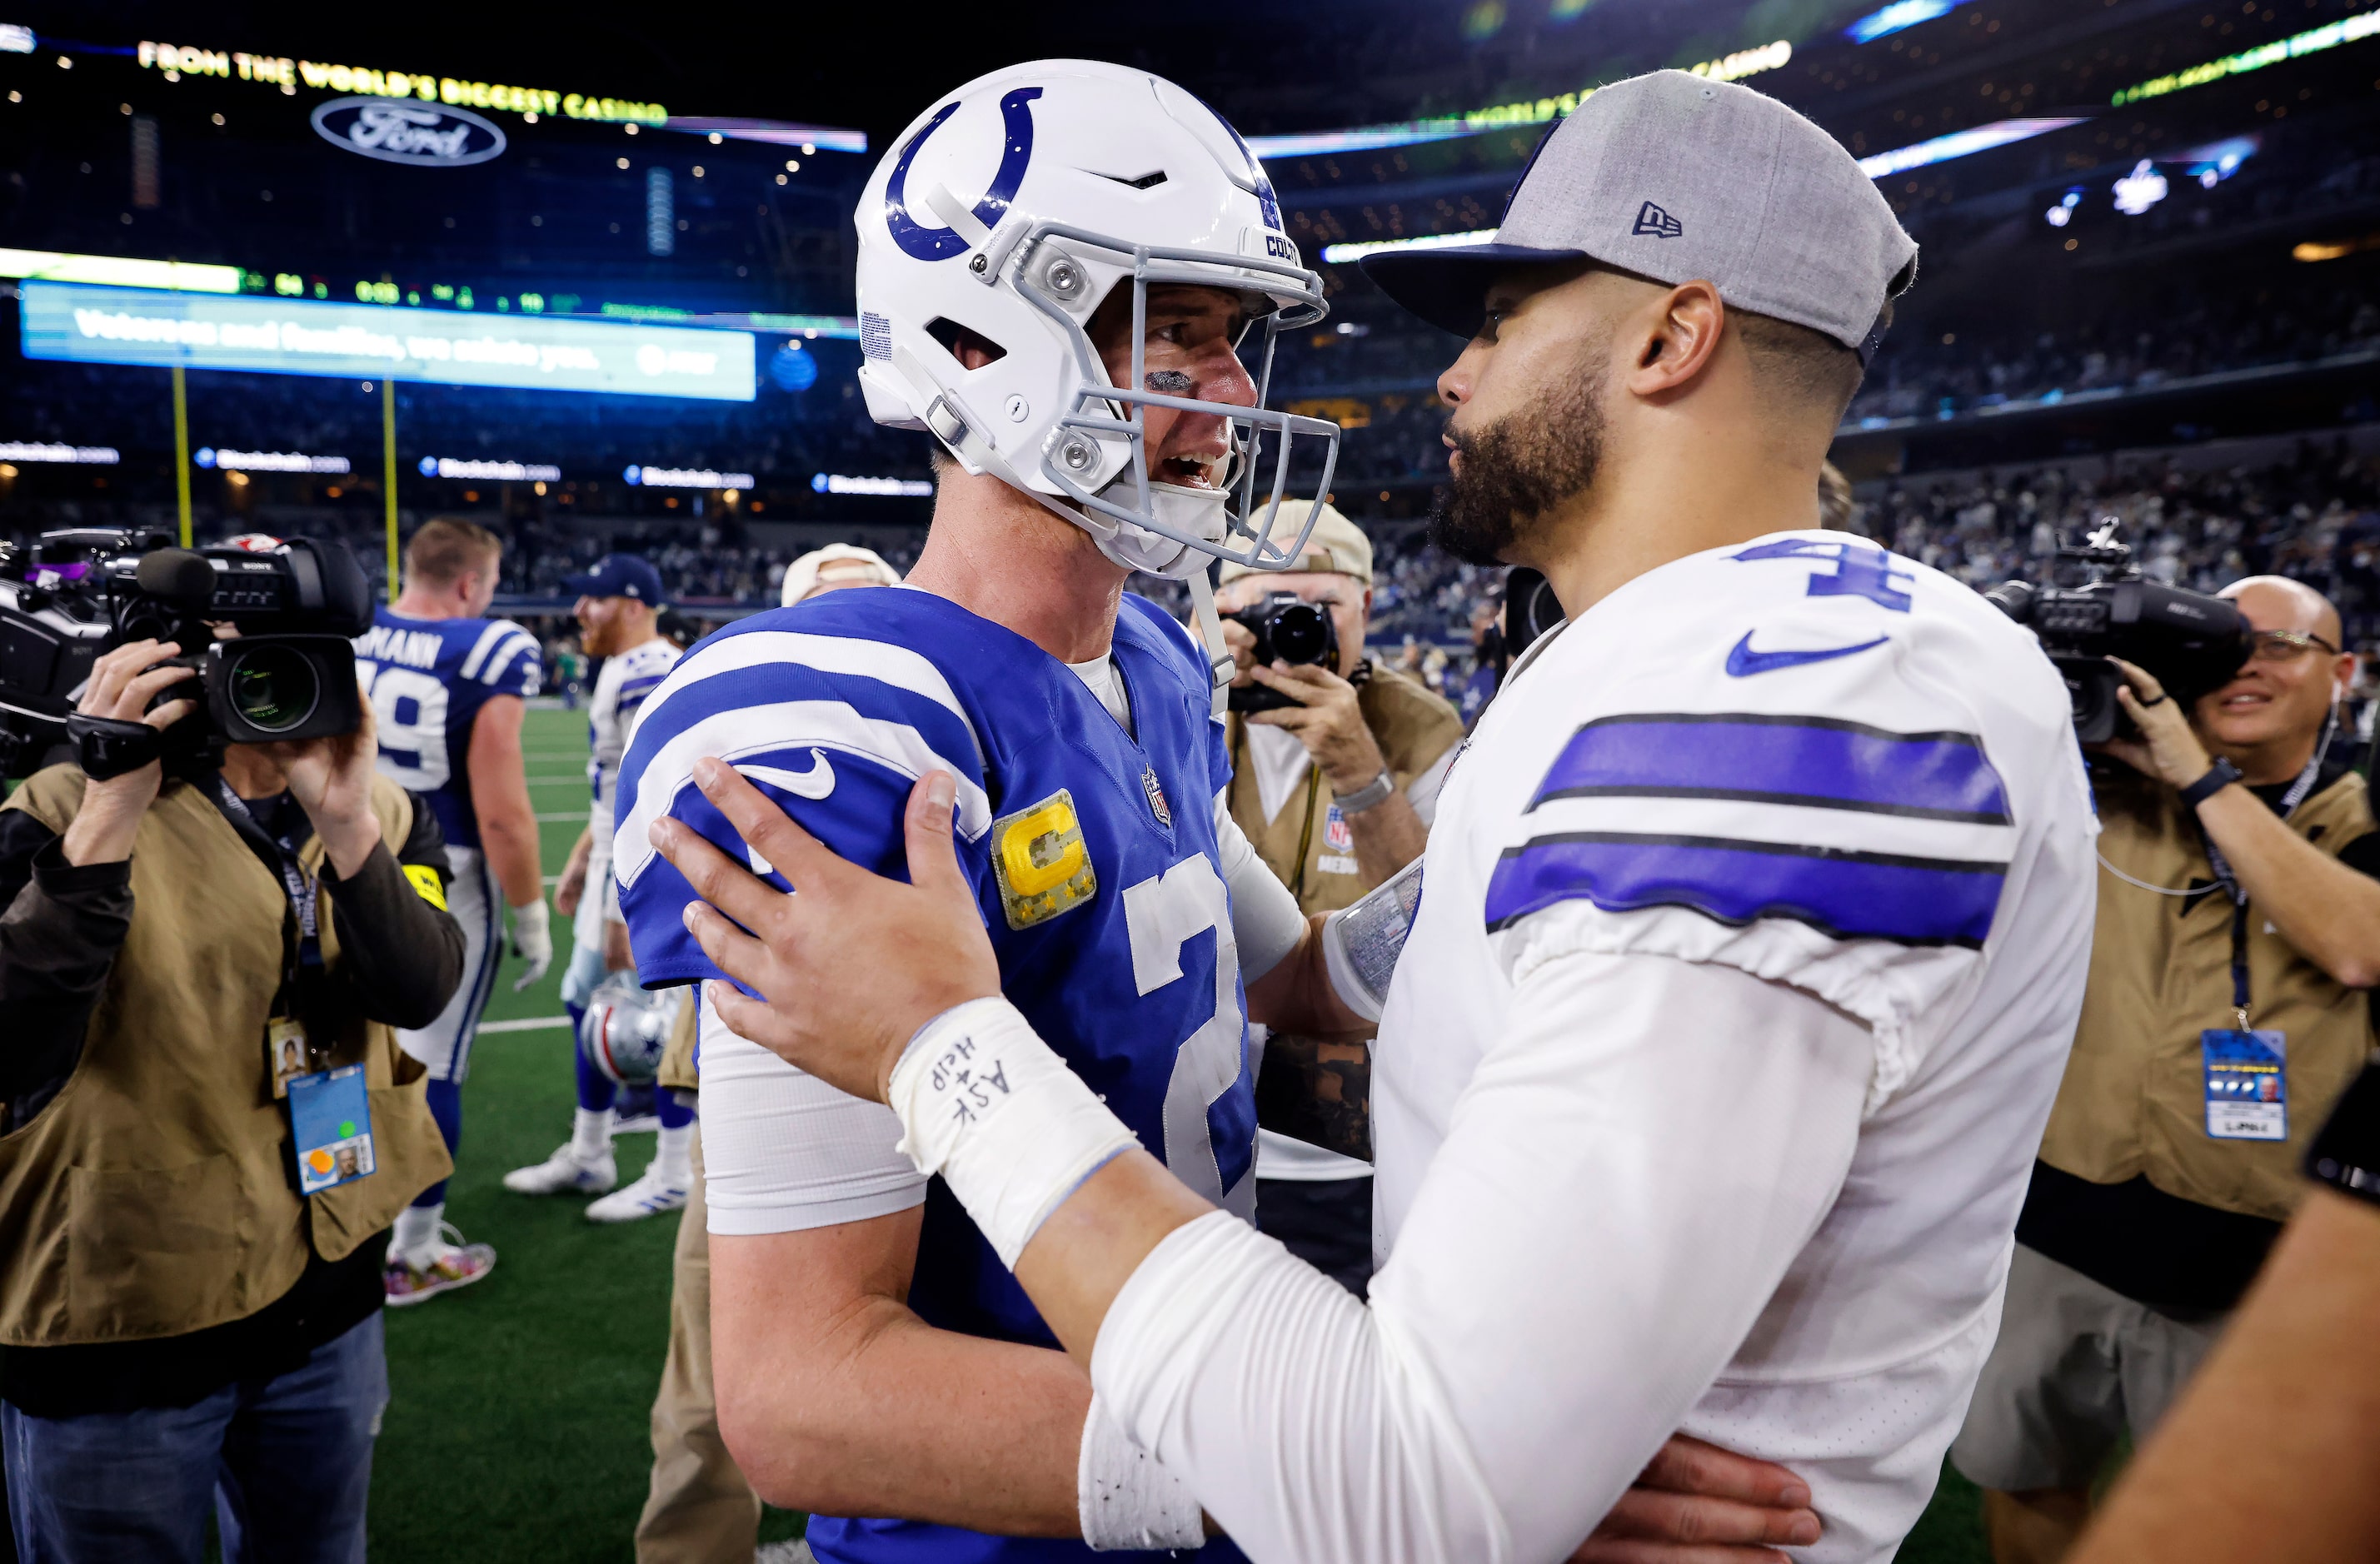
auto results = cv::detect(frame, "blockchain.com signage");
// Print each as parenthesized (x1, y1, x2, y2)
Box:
(312, 97, 506, 167)
(17, 284, 756, 402)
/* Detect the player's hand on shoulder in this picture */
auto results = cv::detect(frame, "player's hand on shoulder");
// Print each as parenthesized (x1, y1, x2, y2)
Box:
(1570, 1433, 1820, 1564)
(651, 756, 997, 1103)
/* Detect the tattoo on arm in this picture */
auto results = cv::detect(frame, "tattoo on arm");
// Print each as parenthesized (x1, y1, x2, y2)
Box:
(1254, 1029, 1372, 1162)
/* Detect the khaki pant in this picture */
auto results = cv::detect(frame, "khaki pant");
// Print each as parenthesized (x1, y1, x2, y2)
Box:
(636, 1128, 763, 1564)
(1950, 1244, 2228, 1493)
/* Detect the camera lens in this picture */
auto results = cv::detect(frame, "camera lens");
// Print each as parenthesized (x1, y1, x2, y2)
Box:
(1267, 601, 1332, 665)
(225, 644, 321, 735)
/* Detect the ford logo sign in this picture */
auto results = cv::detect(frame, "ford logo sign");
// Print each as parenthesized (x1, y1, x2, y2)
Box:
(310, 97, 505, 167)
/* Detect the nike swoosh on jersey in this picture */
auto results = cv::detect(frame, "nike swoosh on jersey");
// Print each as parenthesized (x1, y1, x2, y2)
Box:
(741, 750, 836, 799)
(1724, 632, 1889, 678)
(732, 751, 836, 877)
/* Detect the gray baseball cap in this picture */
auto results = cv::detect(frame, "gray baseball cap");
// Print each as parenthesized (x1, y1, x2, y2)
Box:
(1362, 71, 1918, 362)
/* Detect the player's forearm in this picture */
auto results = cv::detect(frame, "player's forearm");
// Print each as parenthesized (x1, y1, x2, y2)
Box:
(1001, 953, 1869, 1563)
(2197, 786, 2380, 987)
(1245, 913, 1370, 1037)
(475, 803, 545, 908)
(2068, 1188, 2380, 1564)
(714, 1289, 1090, 1532)
(1345, 792, 1427, 886)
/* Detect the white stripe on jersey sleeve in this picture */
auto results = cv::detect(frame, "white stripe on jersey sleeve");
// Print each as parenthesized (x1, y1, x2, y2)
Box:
(662, 630, 983, 768)
(1519, 793, 2017, 869)
(613, 698, 995, 888)
(476, 630, 541, 686)
(458, 620, 519, 680)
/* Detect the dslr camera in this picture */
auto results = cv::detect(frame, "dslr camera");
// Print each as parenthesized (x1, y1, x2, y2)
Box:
(1226, 590, 1340, 714)
(0, 526, 372, 779)
(1984, 520, 2250, 745)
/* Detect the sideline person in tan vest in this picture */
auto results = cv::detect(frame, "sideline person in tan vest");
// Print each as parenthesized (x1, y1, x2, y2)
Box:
(0, 636, 462, 1559)
(1213, 501, 1464, 1297)
(1952, 575, 2380, 1563)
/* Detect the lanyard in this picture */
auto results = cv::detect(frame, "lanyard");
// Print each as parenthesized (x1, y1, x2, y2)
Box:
(2202, 747, 2323, 1029)
(214, 780, 320, 940)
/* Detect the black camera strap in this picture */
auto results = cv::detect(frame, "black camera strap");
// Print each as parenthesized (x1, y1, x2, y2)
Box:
(213, 777, 321, 944)
(2202, 745, 2323, 1029)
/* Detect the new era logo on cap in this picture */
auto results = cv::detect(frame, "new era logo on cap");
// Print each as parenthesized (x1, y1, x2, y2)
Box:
(1632, 200, 1684, 239)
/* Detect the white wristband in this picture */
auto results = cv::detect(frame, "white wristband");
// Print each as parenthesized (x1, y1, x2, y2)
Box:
(887, 997, 1140, 1268)
(1078, 1392, 1205, 1551)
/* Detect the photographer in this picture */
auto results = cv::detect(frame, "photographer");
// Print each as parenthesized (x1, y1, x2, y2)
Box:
(1953, 575, 2380, 1564)
(1214, 501, 1464, 1294)
(0, 636, 463, 1558)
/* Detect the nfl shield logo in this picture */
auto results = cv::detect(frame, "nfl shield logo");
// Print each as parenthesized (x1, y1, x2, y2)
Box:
(1140, 766, 1172, 828)
(1324, 804, 1354, 852)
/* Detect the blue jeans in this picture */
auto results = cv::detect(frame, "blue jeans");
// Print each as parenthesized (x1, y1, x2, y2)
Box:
(3, 1312, 387, 1563)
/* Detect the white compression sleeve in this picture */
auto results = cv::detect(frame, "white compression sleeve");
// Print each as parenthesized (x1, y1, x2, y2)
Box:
(1090, 952, 1875, 1564)
(1078, 1393, 1205, 1550)
(1215, 792, 1305, 985)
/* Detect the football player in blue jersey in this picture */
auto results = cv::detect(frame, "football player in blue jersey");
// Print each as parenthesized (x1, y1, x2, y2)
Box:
(356, 516, 549, 1304)
(616, 61, 1819, 1564)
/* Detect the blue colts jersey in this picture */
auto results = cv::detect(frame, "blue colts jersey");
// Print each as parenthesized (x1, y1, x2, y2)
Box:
(356, 609, 541, 851)
(615, 588, 1255, 1564)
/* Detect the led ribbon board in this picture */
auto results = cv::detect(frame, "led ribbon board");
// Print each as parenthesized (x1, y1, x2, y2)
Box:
(18, 284, 756, 402)
(2113, 7, 2380, 106)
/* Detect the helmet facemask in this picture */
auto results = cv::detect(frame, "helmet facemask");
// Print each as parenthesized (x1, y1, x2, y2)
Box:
(1012, 222, 1342, 583)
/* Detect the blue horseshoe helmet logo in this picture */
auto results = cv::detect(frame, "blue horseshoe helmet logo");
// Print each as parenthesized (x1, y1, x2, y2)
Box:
(886, 87, 1042, 261)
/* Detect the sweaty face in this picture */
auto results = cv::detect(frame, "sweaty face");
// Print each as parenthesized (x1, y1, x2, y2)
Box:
(1427, 267, 1614, 567)
(2196, 580, 2351, 754)
(1086, 283, 1259, 494)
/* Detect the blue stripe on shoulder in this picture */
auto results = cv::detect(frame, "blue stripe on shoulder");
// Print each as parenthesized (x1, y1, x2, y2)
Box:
(1529, 713, 2011, 824)
(1483, 831, 2005, 948)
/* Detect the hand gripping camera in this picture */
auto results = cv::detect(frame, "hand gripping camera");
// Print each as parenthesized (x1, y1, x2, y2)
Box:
(0, 527, 372, 779)
(1984, 520, 2251, 745)
(1225, 591, 1340, 715)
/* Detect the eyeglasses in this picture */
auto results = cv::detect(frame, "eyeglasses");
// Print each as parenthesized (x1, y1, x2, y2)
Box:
(2246, 629, 2341, 662)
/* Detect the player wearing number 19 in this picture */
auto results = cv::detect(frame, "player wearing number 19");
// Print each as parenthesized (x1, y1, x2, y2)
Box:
(353, 517, 550, 1305)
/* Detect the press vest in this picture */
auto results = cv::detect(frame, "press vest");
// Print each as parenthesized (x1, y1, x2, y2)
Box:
(2040, 768, 2378, 1223)
(0, 768, 451, 1346)
(1225, 660, 1464, 918)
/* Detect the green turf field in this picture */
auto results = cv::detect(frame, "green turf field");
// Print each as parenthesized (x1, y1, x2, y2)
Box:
(368, 705, 807, 1559)
(368, 704, 1989, 1562)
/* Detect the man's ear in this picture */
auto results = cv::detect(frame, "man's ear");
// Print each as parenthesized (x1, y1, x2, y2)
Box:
(1624, 281, 1726, 399)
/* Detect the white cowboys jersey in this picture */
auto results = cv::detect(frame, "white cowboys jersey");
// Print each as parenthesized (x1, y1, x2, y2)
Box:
(1374, 532, 2098, 1560)
(583, 635, 683, 933)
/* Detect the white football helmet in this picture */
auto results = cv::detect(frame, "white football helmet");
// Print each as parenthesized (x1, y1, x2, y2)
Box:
(853, 59, 1341, 583)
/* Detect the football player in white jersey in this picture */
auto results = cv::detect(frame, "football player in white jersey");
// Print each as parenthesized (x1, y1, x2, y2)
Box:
(651, 72, 2100, 1563)
(506, 554, 692, 1221)
(355, 517, 549, 1304)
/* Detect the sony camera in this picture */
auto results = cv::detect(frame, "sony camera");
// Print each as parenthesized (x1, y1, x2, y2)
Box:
(1984, 521, 2250, 745)
(1226, 590, 1341, 714)
(0, 526, 372, 779)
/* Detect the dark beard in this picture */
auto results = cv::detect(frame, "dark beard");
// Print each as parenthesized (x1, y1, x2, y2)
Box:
(1426, 368, 1608, 566)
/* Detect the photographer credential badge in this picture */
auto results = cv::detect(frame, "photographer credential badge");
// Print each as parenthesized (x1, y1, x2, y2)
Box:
(290, 1063, 377, 1193)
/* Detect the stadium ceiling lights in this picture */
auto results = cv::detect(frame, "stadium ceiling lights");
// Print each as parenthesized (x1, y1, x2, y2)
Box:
(0, 247, 242, 293)
(1320, 228, 1495, 266)
(1244, 37, 1791, 158)
(2112, 7, 2380, 107)
(1844, 0, 1976, 44)
(1855, 117, 2088, 179)
(660, 117, 865, 154)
